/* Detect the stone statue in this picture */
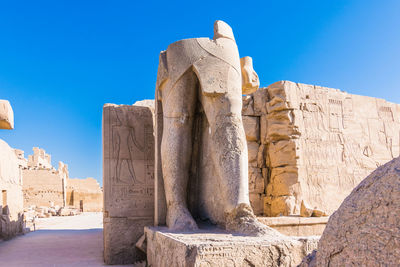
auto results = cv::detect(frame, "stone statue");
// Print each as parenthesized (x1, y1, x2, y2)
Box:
(156, 21, 272, 236)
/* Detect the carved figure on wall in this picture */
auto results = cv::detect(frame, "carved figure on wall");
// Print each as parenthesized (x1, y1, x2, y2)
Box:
(113, 108, 144, 185)
(156, 20, 273, 236)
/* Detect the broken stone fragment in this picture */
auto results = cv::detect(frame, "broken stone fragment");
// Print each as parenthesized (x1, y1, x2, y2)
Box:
(0, 100, 14, 130)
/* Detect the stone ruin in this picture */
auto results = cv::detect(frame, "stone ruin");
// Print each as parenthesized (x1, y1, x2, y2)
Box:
(22, 147, 103, 220)
(0, 100, 25, 240)
(102, 21, 400, 266)
(300, 156, 400, 266)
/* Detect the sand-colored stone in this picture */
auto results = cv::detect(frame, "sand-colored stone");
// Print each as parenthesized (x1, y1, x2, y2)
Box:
(22, 149, 68, 208)
(305, 156, 400, 266)
(154, 20, 269, 237)
(145, 226, 318, 267)
(0, 100, 24, 240)
(0, 100, 14, 130)
(103, 103, 154, 264)
(259, 216, 328, 237)
(261, 81, 400, 216)
(301, 157, 400, 266)
(66, 177, 103, 212)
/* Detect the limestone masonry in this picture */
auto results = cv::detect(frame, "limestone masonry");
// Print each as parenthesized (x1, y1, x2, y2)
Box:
(103, 80, 400, 264)
(22, 147, 103, 212)
(0, 100, 24, 240)
(103, 102, 154, 265)
(301, 156, 400, 266)
(249, 81, 400, 217)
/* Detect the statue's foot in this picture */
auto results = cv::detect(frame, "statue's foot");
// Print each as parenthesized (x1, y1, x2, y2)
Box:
(225, 203, 281, 237)
(167, 205, 198, 231)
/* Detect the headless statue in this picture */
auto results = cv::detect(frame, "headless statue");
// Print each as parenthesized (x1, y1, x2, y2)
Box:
(156, 21, 274, 236)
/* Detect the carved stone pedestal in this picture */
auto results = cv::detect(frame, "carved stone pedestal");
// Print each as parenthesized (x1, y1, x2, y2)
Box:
(145, 226, 318, 267)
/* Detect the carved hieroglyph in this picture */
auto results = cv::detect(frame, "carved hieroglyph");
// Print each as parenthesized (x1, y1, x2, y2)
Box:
(301, 156, 400, 266)
(103, 103, 154, 264)
(155, 20, 271, 236)
(145, 226, 319, 267)
(244, 81, 400, 217)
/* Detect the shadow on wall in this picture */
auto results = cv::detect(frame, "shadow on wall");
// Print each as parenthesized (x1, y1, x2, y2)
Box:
(0, 206, 25, 240)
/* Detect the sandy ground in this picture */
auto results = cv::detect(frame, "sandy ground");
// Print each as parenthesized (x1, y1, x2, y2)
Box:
(0, 212, 129, 267)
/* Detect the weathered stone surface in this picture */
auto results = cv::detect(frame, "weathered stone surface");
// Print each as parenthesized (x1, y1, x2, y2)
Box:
(311, 156, 400, 266)
(155, 20, 270, 237)
(247, 141, 259, 167)
(103, 217, 150, 265)
(262, 80, 400, 216)
(242, 95, 254, 116)
(23, 167, 66, 208)
(0, 100, 24, 240)
(243, 116, 259, 141)
(66, 177, 103, 212)
(0, 100, 14, 130)
(103, 103, 155, 264)
(145, 226, 318, 267)
(248, 167, 264, 194)
(259, 216, 328, 237)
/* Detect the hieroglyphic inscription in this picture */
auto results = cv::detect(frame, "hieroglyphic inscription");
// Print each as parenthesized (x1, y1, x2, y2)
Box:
(264, 81, 400, 217)
(103, 103, 155, 264)
(104, 104, 154, 218)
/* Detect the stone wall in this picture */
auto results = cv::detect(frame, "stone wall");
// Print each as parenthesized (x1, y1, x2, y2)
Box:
(244, 81, 400, 216)
(0, 100, 24, 240)
(22, 169, 65, 208)
(66, 178, 103, 212)
(103, 102, 155, 265)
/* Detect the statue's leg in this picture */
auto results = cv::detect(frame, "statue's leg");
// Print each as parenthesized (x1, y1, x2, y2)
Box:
(200, 78, 279, 236)
(161, 70, 198, 231)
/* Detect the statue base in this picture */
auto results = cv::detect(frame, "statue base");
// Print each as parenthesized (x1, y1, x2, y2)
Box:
(145, 226, 319, 267)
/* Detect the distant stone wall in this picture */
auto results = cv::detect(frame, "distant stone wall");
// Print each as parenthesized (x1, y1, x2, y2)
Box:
(22, 169, 65, 208)
(244, 81, 400, 216)
(66, 178, 103, 212)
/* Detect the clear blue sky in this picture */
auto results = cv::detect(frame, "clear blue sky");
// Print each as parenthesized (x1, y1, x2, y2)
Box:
(1, 1, 399, 186)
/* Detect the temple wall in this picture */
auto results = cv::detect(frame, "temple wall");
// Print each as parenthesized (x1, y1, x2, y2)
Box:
(0, 139, 24, 239)
(66, 178, 103, 212)
(103, 103, 155, 265)
(244, 81, 400, 216)
(22, 169, 65, 208)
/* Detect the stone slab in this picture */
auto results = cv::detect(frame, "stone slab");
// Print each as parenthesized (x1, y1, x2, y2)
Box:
(103, 103, 155, 265)
(0, 100, 14, 130)
(103, 217, 151, 264)
(145, 226, 319, 267)
(262, 81, 400, 217)
(258, 216, 328, 236)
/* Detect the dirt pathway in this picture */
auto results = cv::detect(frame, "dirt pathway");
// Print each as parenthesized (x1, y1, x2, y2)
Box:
(0, 212, 127, 267)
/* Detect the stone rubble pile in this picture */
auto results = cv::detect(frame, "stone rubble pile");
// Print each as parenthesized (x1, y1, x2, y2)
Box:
(24, 205, 80, 224)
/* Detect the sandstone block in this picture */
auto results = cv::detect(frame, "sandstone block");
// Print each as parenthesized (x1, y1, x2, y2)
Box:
(311, 156, 400, 266)
(103, 217, 151, 265)
(268, 140, 298, 168)
(103, 103, 155, 264)
(262, 80, 400, 217)
(249, 193, 264, 215)
(145, 226, 319, 267)
(242, 95, 254, 116)
(242, 116, 259, 141)
(247, 141, 259, 167)
(248, 167, 264, 194)
(253, 87, 268, 115)
(0, 100, 14, 130)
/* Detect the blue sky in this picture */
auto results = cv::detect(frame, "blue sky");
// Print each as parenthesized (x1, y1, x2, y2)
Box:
(1, 1, 399, 186)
